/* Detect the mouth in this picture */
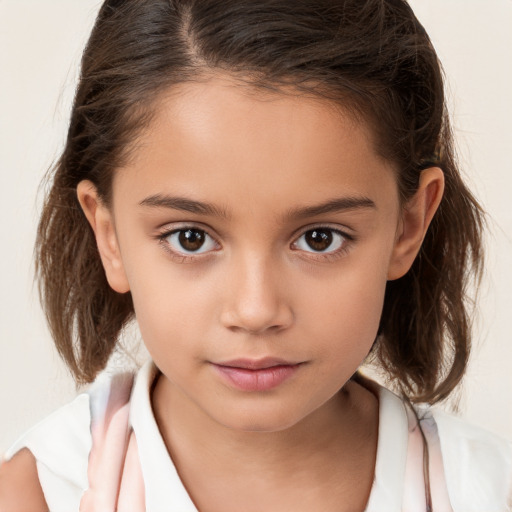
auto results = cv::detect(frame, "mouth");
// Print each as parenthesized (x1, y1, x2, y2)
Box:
(215, 357, 301, 370)
(211, 358, 303, 392)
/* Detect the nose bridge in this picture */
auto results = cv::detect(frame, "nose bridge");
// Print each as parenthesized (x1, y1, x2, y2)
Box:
(220, 247, 293, 334)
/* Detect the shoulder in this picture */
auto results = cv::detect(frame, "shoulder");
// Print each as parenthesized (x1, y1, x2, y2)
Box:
(1, 392, 91, 511)
(0, 371, 135, 512)
(0, 449, 48, 512)
(426, 406, 512, 473)
(419, 405, 512, 511)
(2, 392, 91, 486)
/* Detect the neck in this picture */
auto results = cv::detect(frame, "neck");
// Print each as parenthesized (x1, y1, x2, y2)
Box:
(151, 375, 379, 512)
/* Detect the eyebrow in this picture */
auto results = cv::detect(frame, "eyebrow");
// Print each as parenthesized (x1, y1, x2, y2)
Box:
(284, 196, 376, 220)
(139, 194, 230, 219)
(139, 194, 376, 220)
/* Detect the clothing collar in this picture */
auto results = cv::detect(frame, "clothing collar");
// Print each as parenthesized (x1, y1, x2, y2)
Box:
(130, 360, 198, 511)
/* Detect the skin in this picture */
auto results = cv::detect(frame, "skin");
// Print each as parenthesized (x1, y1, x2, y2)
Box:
(0, 449, 48, 511)
(77, 75, 444, 512)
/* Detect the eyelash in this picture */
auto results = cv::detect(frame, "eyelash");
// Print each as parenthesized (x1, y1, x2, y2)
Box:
(156, 224, 355, 264)
(156, 225, 220, 263)
(291, 226, 354, 262)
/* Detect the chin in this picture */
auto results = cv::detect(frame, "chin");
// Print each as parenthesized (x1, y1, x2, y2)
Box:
(212, 404, 307, 433)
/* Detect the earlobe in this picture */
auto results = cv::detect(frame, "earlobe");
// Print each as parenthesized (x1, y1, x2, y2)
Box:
(387, 167, 445, 280)
(76, 180, 130, 293)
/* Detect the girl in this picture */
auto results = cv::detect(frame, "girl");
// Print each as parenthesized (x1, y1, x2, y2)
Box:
(1, 0, 511, 510)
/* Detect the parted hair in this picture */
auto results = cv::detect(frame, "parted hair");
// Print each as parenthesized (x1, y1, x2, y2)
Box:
(36, 0, 484, 403)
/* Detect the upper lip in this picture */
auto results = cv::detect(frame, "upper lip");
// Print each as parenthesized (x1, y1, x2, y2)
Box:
(213, 357, 301, 370)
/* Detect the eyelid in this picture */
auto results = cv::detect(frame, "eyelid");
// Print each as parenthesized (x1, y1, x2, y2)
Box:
(156, 219, 218, 234)
(156, 223, 221, 262)
(290, 223, 355, 243)
(290, 224, 355, 261)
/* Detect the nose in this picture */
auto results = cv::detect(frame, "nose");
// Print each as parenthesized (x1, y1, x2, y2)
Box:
(219, 253, 294, 335)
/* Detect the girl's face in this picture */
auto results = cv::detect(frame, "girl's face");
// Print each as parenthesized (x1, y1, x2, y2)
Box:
(80, 76, 441, 432)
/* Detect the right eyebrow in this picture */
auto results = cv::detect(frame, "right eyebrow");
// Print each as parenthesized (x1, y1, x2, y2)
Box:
(139, 194, 231, 220)
(283, 196, 377, 221)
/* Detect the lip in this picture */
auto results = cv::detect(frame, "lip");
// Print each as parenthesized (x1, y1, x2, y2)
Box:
(211, 358, 303, 392)
(215, 357, 300, 370)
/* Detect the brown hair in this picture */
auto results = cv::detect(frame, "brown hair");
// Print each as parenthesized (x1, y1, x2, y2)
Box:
(36, 0, 483, 403)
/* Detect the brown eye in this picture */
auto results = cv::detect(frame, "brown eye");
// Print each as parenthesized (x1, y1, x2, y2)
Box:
(165, 228, 217, 254)
(305, 229, 333, 251)
(179, 229, 205, 251)
(294, 228, 346, 253)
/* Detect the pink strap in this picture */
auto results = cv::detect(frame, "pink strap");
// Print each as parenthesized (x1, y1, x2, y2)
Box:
(80, 373, 145, 512)
(403, 404, 453, 512)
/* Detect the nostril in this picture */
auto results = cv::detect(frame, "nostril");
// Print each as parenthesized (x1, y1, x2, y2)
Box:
(219, 260, 294, 333)
(220, 303, 294, 334)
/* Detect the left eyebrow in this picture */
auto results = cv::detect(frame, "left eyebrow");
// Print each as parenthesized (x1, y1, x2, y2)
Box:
(139, 194, 230, 220)
(284, 196, 376, 220)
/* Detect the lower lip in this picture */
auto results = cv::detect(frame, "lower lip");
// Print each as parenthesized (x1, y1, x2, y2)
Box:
(212, 364, 301, 392)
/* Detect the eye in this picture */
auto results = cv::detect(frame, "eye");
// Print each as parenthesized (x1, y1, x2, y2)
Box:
(293, 228, 346, 253)
(165, 228, 218, 254)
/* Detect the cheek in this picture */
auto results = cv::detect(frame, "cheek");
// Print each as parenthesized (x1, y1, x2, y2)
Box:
(301, 254, 390, 359)
(124, 253, 221, 361)
(129, 273, 199, 340)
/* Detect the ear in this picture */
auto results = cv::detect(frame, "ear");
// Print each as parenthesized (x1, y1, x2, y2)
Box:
(76, 180, 130, 293)
(387, 167, 445, 280)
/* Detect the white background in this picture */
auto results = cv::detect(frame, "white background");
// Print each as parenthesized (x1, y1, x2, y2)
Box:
(1, 0, 511, 453)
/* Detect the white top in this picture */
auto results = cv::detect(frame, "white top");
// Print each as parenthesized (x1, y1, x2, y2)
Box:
(3, 360, 512, 511)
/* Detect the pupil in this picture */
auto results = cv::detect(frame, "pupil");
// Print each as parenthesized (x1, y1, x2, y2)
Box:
(179, 229, 205, 251)
(306, 229, 332, 251)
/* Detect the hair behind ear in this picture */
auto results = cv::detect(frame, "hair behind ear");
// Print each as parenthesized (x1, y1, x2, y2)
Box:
(36, 166, 134, 385)
(375, 136, 484, 404)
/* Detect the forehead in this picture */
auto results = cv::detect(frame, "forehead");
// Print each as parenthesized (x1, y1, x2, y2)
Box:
(115, 75, 397, 215)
